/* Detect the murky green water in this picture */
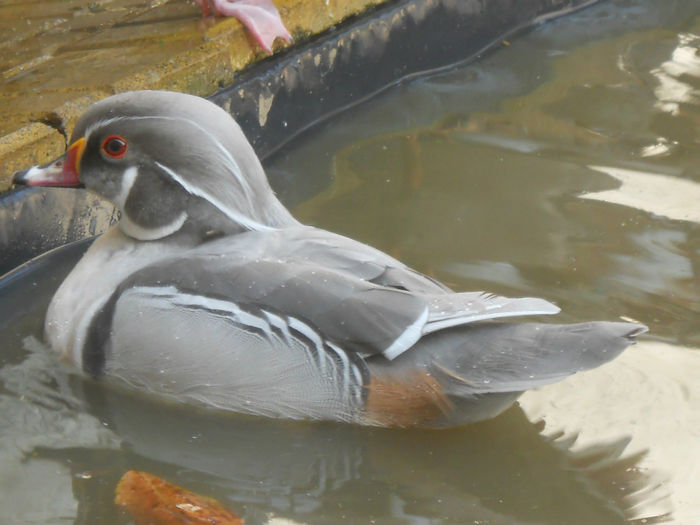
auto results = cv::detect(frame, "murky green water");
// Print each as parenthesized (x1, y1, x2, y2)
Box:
(1, 0, 698, 523)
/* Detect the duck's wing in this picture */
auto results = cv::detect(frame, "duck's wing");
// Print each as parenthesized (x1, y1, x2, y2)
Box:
(109, 247, 559, 362)
(84, 235, 560, 422)
(201, 226, 455, 294)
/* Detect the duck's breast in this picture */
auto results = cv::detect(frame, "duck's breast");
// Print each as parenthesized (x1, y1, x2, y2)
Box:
(45, 227, 185, 366)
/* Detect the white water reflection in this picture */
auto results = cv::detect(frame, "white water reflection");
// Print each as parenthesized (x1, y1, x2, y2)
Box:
(651, 33, 700, 116)
(0, 338, 119, 524)
(582, 166, 700, 223)
(640, 137, 675, 158)
(519, 341, 700, 523)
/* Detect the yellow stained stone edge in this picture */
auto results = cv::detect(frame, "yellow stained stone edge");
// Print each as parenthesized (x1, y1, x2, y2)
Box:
(0, 0, 388, 190)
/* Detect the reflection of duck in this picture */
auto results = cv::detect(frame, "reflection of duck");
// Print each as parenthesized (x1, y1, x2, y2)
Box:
(68, 381, 666, 524)
(12, 91, 645, 428)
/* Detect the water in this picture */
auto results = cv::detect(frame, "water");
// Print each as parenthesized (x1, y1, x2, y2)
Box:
(1, 0, 699, 523)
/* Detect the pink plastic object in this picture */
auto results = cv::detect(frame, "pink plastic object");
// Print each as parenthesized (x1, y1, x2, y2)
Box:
(195, 0, 293, 53)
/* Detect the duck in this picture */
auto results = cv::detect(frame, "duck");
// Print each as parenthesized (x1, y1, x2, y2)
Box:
(12, 90, 646, 428)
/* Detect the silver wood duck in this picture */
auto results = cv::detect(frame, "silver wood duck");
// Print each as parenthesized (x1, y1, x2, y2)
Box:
(12, 91, 647, 427)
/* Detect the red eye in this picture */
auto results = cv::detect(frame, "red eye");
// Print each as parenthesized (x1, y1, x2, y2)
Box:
(101, 135, 128, 158)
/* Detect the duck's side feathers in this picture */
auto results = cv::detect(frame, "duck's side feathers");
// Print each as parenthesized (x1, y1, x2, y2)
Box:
(113, 243, 569, 363)
(114, 255, 431, 360)
(101, 284, 369, 421)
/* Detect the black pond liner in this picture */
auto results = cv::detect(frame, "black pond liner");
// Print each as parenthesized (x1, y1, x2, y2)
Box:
(0, 0, 599, 276)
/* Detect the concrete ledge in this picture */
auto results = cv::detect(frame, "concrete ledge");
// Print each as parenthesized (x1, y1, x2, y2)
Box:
(0, 0, 389, 190)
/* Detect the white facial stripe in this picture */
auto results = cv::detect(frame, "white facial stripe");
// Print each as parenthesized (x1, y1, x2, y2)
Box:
(160, 115, 255, 201)
(113, 166, 138, 208)
(382, 306, 429, 360)
(120, 210, 187, 241)
(86, 115, 254, 200)
(156, 161, 273, 232)
(84, 116, 127, 141)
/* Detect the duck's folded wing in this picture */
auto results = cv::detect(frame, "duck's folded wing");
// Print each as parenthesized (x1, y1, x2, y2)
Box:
(114, 255, 559, 361)
(226, 226, 454, 294)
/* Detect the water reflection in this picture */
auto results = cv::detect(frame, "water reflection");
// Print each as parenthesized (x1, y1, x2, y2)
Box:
(582, 166, 700, 223)
(0, 339, 120, 525)
(291, 131, 698, 342)
(650, 33, 700, 116)
(520, 341, 700, 524)
(1, 335, 672, 524)
(83, 386, 667, 525)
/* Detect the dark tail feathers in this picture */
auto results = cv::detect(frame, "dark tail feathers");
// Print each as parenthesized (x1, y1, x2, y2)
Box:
(426, 321, 647, 396)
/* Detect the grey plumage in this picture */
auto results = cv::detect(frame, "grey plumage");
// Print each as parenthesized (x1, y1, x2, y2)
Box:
(12, 90, 647, 427)
(113, 227, 562, 359)
(390, 321, 643, 393)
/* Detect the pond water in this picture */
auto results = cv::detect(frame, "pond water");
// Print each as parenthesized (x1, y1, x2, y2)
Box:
(1, 0, 698, 523)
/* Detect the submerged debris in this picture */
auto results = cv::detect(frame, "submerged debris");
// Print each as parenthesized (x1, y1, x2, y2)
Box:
(115, 470, 244, 525)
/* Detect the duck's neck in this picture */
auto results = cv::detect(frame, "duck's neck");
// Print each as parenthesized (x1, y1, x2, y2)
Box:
(178, 192, 300, 243)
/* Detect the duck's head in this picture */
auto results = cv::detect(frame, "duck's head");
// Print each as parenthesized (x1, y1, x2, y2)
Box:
(12, 90, 296, 241)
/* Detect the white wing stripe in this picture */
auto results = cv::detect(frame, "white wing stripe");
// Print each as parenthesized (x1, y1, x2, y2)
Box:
(382, 306, 429, 360)
(136, 288, 351, 385)
(122, 286, 365, 406)
(327, 341, 351, 398)
(424, 300, 561, 335)
(262, 310, 294, 345)
(288, 316, 328, 374)
(133, 286, 275, 339)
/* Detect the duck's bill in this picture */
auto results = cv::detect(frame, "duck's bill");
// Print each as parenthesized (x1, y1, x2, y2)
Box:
(12, 138, 85, 188)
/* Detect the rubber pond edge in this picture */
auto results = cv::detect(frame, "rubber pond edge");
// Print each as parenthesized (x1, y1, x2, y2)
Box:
(0, 0, 600, 276)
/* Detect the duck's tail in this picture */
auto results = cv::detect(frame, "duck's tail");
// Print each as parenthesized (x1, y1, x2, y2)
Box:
(432, 321, 645, 391)
(367, 321, 646, 427)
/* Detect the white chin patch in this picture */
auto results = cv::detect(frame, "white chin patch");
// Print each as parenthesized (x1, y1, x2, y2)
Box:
(113, 166, 139, 208)
(120, 211, 187, 241)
